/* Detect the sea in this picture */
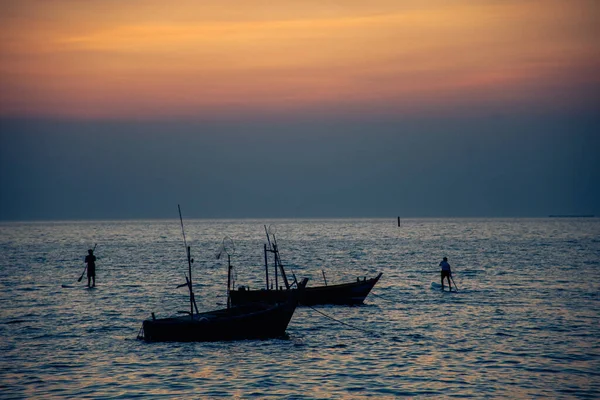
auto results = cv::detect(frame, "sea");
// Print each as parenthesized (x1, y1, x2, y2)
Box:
(0, 218, 599, 399)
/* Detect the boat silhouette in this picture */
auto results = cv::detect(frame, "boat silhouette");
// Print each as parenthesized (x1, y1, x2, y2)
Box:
(139, 207, 306, 342)
(230, 226, 382, 307)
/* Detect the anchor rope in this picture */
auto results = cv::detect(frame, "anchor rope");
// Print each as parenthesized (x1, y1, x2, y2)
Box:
(369, 291, 397, 303)
(304, 304, 381, 336)
(137, 324, 144, 340)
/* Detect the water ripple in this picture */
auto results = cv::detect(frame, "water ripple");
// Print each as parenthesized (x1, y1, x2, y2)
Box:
(1, 218, 599, 398)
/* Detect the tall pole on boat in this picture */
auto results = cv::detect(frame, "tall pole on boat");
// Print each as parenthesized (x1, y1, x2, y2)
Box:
(274, 249, 278, 290)
(272, 235, 290, 290)
(178, 205, 194, 318)
(227, 254, 231, 309)
(187, 246, 193, 317)
(220, 236, 235, 309)
(265, 225, 278, 290)
(264, 243, 269, 290)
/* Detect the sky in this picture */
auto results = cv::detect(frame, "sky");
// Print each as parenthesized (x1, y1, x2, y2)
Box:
(1, 0, 599, 220)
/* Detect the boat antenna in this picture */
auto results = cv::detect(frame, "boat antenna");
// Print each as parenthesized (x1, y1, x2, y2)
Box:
(271, 232, 290, 290)
(264, 225, 278, 290)
(178, 204, 188, 250)
(178, 204, 196, 318)
(221, 236, 235, 309)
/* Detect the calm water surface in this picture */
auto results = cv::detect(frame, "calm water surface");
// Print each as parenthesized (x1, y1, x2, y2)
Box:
(1, 218, 599, 398)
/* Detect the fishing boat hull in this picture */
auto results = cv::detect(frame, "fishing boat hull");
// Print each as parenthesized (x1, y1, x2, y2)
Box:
(231, 273, 382, 306)
(141, 301, 298, 342)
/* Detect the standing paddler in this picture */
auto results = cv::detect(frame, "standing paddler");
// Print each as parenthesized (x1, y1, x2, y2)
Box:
(439, 256, 452, 291)
(85, 248, 97, 287)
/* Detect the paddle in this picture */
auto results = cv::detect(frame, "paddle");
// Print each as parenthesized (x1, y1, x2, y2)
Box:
(450, 274, 459, 291)
(77, 244, 97, 282)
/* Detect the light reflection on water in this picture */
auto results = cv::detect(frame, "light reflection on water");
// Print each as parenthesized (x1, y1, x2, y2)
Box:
(1, 218, 599, 398)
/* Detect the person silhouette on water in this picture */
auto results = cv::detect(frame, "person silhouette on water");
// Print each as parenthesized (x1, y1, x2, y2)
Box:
(439, 256, 452, 291)
(85, 249, 97, 287)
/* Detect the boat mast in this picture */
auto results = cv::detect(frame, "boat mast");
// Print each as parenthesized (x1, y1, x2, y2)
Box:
(219, 236, 235, 309)
(271, 234, 290, 290)
(264, 243, 269, 290)
(265, 225, 278, 290)
(178, 205, 196, 318)
(263, 225, 291, 290)
(227, 254, 232, 309)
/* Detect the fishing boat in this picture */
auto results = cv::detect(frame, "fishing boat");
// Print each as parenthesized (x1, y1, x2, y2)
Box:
(140, 299, 304, 342)
(138, 207, 306, 342)
(231, 274, 382, 306)
(230, 226, 382, 307)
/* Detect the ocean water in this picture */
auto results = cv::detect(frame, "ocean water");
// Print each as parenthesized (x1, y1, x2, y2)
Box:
(0, 218, 599, 398)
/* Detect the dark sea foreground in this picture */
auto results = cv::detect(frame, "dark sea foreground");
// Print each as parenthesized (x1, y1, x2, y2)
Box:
(1, 218, 599, 398)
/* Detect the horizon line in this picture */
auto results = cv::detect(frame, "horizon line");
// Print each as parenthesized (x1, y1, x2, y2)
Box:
(1, 215, 596, 224)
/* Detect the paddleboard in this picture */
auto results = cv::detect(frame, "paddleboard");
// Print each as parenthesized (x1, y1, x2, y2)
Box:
(62, 284, 96, 290)
(431, 282, 454, 291)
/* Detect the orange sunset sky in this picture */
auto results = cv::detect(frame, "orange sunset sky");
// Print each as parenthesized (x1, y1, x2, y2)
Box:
(1, 0, 599, 120)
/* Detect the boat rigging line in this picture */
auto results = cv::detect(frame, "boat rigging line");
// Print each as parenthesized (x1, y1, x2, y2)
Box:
(178, 204, 198, 318)
(304, 304, 382, 337)
(137, 324, 144, 340)
(369, 291, 397, 303)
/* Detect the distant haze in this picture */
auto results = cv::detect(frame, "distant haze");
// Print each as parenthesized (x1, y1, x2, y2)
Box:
(1, 115, 598, 220)
(1, 1, 599, 220)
